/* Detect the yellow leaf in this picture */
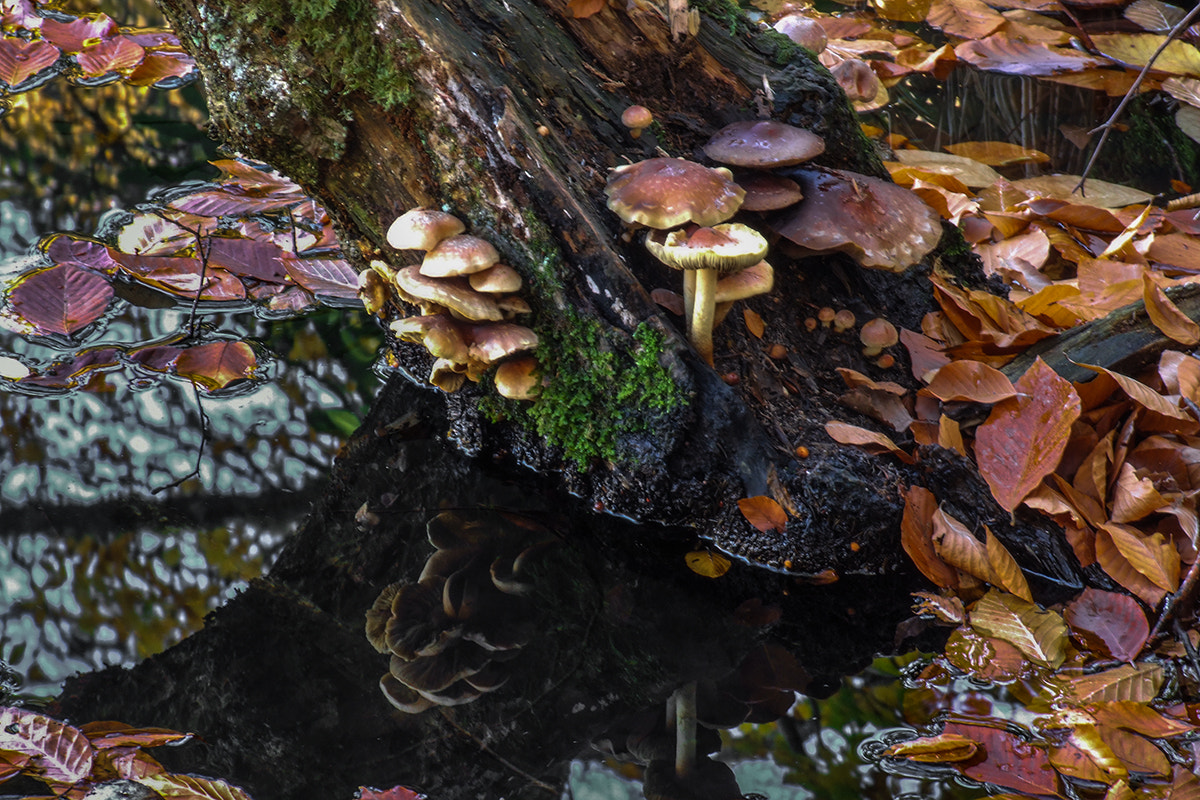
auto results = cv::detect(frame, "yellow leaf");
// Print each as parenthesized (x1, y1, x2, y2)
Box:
(1059, 663, 1164, 705)
(1142, 274, 1200, 345)
(944, 140, 1050, 167)
(884, 732, 978, 762)
(1091, 33, 1200, 79)
(737, 496, 787, 532)
(968, 589, 1067, 668)
(685, 550, 731, 578)
(985, 525, 1033, 603)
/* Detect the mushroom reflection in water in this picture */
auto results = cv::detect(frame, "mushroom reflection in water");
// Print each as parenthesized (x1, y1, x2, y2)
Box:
(365, 511, 552, 714)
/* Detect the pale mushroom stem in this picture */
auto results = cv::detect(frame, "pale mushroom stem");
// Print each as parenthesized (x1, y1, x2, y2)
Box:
(691, 269, 717, 367)
(683, 270, 696, 323)
(674, 681, 697, 779)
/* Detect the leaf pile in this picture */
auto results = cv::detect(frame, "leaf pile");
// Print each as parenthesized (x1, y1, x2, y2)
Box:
(1, 159, 357, 393)
(0, 707, 255, 799)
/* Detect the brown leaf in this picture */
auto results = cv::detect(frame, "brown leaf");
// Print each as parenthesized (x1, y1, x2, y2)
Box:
(911, 591, 964, 624)
(567, 0, 606, 17)
(932, 506, 992, 584)
(1063, 587, 1149, 662)
(975, 358, 1081, 512)
(884, 732, 978, 762)
(968, 589, 1067, 668)
(685, 550, 731, 578)
(937, 414, 966, 458)
(1049, 738, 1120, 784)
(824, 421, 915, 463)
(80, 721, 190, 749)
(902, 486, 959, 589)
(943, 626, 1028, 682)
(926, 0, 1004, 39)
(742, 308, 764, 338)
(1110, 462, 1169, 523)
(138, 773, 254, 800)
(1098, 523, 1180, 594)
(0, 707, 95, 787)
(944, 140, 1050, 167)
(900, 327, 950, 382)
(737, 496, 787, 532)
(921, 360, 1016, 403)
(985, 526, 1033, 603)
(1143, 275, 1200, 346)
(174, 341, 258, 391)
(941, 721, 1062, 797)
(1092, 701, 1196, 738)
(1097, 725, 1171, 777)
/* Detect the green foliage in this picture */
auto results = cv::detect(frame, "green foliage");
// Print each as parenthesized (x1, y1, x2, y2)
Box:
(693, 0, 745, 34)
(485, 316, 687, 468)
(1103, 96, 1200, 193)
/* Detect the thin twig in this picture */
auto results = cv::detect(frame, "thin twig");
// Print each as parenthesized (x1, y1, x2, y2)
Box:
(1076, 4, 1200, 196)
(152, 380, 209, 494)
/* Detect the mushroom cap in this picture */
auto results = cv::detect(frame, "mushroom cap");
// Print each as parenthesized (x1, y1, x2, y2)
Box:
(394, 266, 504, 321)
(494, 355, 541, 400)
(645, 223, 768, 274)
(736, 172, 804, 212)
(468, 263, 523, 293)
(769, 168, 942, 272)
(465, 323, 539, 364)
(833, 309, 856, 332)
(605, 157, 745, 229)
(703, 120, 825, 169)
(366, 583, 402, 653)
(429, 358, 467, 392)
(380, 673, 438, 714)
(773, 14, 827, 53)
(831, 59, 881, 103)
(714, 261, 774, 302)
(421, 235, 500, 278)
(621, 104, 653, 130)
(860, 317, 898, 355)
(387, 208, 466, 251)
(390, 315, 470, 363)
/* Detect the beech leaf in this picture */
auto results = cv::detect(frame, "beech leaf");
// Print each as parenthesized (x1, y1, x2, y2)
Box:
(138, 773, 253, 800)
(941, 721, 1061, 797)
(984, 525, 1033, 603)
(824, 421, 914, 463)
(1061, 663, 1163, 705)
(1063, 588, 1149, 662)
(737, 496, 787, 532)
(1142, 275, 1200, 346)
(76, 35, 145, 76)
(174, 341, 257, 391)
(684, 550, 731, 578)
(1092, 701, 1196, 738)
(884, 732, 978, 763)
(0, 706, 95, 787)
(1098, 523, 1179, 593)
(79, 721, 190, 749)
(902, 486, 959, 589)
(7, 263, 113, 336)
(0, 38, 60, 87)
(975, 357, 1080, 512)
(921, 359, 1016, 403)
(931, 507, 992, 584)
(968, 589, 1067, 668)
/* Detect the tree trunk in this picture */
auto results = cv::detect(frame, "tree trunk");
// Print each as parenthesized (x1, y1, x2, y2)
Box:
(55, 0, 1088, 797)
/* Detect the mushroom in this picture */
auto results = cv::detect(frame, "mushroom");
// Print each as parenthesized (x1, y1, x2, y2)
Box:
(621, 104, 654, 139)
(734, 172, 804, 212)
(769, 168, 942, 273)
(605, 157, 745, 230)
(387, 208, 466, 251)
(712, 260, 774, 327)
(393, 267, 504, 321)
(773, 14, 827, 54)
(645, 223, 768, 365)
(468, 263, 523, 293)
(860, 318, 898, 357)
(420, 235, 500, 278)
(703, 120, 825, 170)
(831, 59, 881, 103)
(357, 267, 391, 317)
(494, 356, 541, 401)
(832, 309, 855, 333)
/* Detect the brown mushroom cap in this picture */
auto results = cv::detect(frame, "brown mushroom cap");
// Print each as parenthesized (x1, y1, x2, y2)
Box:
(494, 356, 541, 401)
(770, 168, 942, 272)
(703, 120, 825, 169)
(831, 59, 881, 103)
(860, 317, 898, 357)
(465, 322, 539, 363)
(394, 266, 504, 321)
(714, 261, 773, 302)
(421, 235, 500, 278)
(735, 172, 804, 212)
(468, 263, 523, 293)
(390, 314, 470, 363)
(773, 14, 827, 54)
(621, 104, 654, 137)
(605, 157, 745, 229)
(387, 208, 466, 251)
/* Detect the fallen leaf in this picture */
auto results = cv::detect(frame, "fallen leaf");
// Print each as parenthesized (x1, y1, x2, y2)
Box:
(1090, 33, 1200, 79)
(902, 486, 960, 589)
(1092, 701, 1196, 738)
(824, 420, 915, 463)
(685, 550, 731, 578)
(743, 308, 765, 338)
(0, 706, 95, 787)
(1063, 587, 1149, 661)
(1143, 275, 1200, 345)
(926, 0, 1005, 39)
(932, 507, 993, 584)
(1099, 523, 1180, 593)
(884, 732, 978, 762)
(975, 357, 1081, 512)
(941, 721, 1062, 797)
(945, 140, 1050, 166)
(738, 496, 787, 532)
(138, 773, 254, 800)
(174, 341, 258, 391)
(968, 589, 1067, 668)
(921, 360, 1016, 403)
(0, 38, 60, 87)
(985, 525, 1033, 603)
(7, 263, 114, 336)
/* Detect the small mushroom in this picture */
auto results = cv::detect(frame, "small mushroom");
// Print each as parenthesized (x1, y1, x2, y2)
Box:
(494, 356, 541, 401)
(831, 59, 881, 103)
(833, 309, 855, 333)
(394, 267, 504, 321)
(621, 104, 654, 139)
(387, 208, 466, 251)
(645, 223, 769, 366)
(703, 120, 825, 169)
(468, 263, 523, 293)
(773, 14, 827, 54)
(605, 157, 745, 230)
(420, 235, 500, 278)
(357, 267, 391, 317)
(712, 260, 774, 327)
(860, 318, 898, 357)
(735, 172, 804, 212)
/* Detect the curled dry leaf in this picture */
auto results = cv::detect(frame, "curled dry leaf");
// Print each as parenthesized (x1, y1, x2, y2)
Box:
(1142, 275, 1200, 346)
(1098, 523, 1179, 597)
(932, 506, 992, 585)
(737, 496, 787, 532)
(975, 357, 1080, 513)
(824, 420, 915, 463)
(902, 486, 959, 589)
(920, 359, 1015, 403)
(968, 589, 1067, 669)
(884, 732, 978, 762)
(984, 525, 1033, 603)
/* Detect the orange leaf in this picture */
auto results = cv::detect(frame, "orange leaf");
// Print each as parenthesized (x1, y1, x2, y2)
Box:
(1063, 587, 1149, 662)
(1095, 528, 1171, 607)
(921, 360, 1016, 403)
(985, 525, 1033, 603)
(1143, 274, 1200, 346)
(901, 486, 959, 589)
(975, 357, 1081, 512)
(743, 308, 764, 338)
(737, 496, 787, 532)
(685, 550, 731, 578)
(1059, 663, 1163, 705)
(945, 140, 1050, 167)
(884, 732, 978, 762)
(926, 0, 1004, 39)
(138, 773, 254, 800)
(937, 414, 966, 457)
(932, 506, 992, 584)
(174, 341, 257, 391)
(824, 421, 914, 463)
(968, 589, 1067, 668)
(1099, 523, 1180, 593)
(1092, 701, 1197, 738)
(1097, 726, 1171, 777)
(79, 721, 190, 750)
(1110, 462, 1169, 523)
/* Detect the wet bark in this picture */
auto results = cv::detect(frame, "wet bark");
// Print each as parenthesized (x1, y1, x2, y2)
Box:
(55, 0, 1089, 798)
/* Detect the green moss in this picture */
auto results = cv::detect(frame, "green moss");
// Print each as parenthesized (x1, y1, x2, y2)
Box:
(1102, 96, 1200, 193)
(761, 28, 805, 67)
(692, 0, 745, 34)
(483, 316, 688, 468)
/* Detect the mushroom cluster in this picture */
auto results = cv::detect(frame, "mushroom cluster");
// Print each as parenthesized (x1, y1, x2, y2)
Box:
(358, 208, 542, 400)
(365, 512, 549, 713)
(605, 119, 941, 365)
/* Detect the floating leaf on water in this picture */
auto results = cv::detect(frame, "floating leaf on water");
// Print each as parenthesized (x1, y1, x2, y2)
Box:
(1011, 175, 1153, 208)
(79, 721, 190, 749)
(1061, 663, 1163, 705)
(0, 38, 60, 87)
(0, 706, 95, 787)
(281, 256, 358, 300)
(0, 354, 31, 380)
(1092, 701, 1196, 738)
(890, 149, 1002, 188)
(174, 341, 258, 391)
(884, 732, 978, 762)
(968, 589, 1067, 668)
(7, 263, 114, 336)
(737, 496, 787, 533)
(1124, 0, 1185, 33)
(941, 720, 1062, 797)
(40, 13, 118, 53)
(43, 233, 121, 274)
(1090, 33, 1200, 78)
(1063, 587, 1149, 662)
(944, 140, 1049, 167)
(357, 787, 426, 800)
(76, 36, 145, 77)
(954, 35, 1106, 76)
(138, 772, 254, 800)
(125, 51, 194, 86)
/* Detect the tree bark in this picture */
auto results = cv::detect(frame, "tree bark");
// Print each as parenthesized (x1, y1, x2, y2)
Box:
(55, 0, 1089, 797)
